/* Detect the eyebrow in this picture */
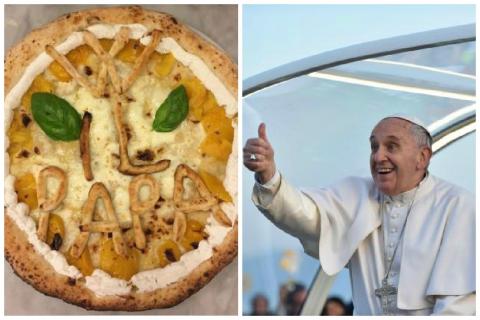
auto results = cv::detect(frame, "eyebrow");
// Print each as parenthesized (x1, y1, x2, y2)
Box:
(386, 135, 401, 142)
(369, 135, 401, 142)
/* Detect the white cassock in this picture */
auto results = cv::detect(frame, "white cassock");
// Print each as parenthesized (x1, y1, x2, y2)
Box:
(252, 171, 475, 315)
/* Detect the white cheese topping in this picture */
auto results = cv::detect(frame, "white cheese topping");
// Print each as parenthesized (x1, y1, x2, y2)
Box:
(85, 269, 131, 296)
(4, 23, 237, 295)
(205, 216, 231, 247)
(87, 23, 148, 40)
(220, 202, 237, 226)
(6, 203, 81, 279)
(223, 121, 238, 205)
(131, 240, 212, 292)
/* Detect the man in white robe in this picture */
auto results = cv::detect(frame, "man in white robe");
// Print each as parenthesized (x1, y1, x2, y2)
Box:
(243, 116, 475, 315)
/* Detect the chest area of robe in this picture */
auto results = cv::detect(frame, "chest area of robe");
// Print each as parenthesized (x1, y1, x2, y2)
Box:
(347, 193, 453, 314)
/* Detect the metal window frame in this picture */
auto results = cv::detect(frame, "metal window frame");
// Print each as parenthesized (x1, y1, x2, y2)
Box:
(242, 24, 476, 316)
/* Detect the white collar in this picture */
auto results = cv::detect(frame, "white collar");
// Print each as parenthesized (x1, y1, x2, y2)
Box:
(383, 172, 429, 206)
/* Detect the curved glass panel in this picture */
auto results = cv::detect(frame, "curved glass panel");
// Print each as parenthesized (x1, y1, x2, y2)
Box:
(377, 42, 475, 76)
(429, 132, 475, 192)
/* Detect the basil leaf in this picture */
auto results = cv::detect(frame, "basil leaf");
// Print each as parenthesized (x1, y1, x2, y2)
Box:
(31, 92, 82, 141)
(152, 85, 189, 132)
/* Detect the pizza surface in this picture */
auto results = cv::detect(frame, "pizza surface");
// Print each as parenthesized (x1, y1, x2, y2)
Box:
(5, 5, 237, 312)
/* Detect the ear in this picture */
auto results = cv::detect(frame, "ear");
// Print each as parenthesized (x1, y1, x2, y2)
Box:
(417, 146, 432, 170)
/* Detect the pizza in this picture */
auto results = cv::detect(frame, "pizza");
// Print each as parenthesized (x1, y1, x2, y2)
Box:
(4, 6, 237, 311)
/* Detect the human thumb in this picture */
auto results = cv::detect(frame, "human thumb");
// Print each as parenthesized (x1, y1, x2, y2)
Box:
(258, 123, 269, 141)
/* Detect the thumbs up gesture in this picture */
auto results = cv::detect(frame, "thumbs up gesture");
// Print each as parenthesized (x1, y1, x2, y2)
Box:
(243, 123, 277, 183)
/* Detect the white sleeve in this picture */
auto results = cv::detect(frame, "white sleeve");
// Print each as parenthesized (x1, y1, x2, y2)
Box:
(253, 175, 379, 269)
(251, 171, 321, 249)
(432, 293, 476, 315)
(252, 170, 282, 206)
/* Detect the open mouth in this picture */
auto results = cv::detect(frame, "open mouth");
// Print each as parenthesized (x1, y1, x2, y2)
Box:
(376, 167, 394, 175)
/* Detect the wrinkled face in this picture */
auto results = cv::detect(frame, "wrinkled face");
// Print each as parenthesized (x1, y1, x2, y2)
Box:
(370, 118, 428, 196)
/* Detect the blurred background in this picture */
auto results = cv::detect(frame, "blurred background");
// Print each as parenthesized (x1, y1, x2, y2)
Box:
(242, 4, 475, 316)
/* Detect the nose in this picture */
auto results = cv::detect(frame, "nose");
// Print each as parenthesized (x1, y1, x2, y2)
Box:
(372, 146, 387, 163)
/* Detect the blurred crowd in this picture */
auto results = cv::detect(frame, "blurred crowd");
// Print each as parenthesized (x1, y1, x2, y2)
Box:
(249, 282, 353, 316)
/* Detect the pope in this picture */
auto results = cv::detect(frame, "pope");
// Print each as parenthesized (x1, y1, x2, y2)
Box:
(243, 116, 475, 315)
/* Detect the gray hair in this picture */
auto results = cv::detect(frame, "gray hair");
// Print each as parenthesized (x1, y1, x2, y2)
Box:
(410, 122, 432, 149)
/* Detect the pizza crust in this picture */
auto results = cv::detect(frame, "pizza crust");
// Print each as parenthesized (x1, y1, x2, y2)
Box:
(5, 5, 237, 311)
(5, 215, 237, 310)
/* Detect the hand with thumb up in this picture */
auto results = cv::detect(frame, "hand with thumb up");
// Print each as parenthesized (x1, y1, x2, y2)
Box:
(243, 123, 277, 184)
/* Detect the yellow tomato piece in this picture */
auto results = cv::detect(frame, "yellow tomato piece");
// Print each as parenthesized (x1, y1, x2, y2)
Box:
(153, 52, 176, 78)
(187, 219, 204, 233)
(66, 44, 94, 67)
(99, 38, 114, 52)
(157, 239, 182, 267)
(150, 51, 161, 62)
(32, 74, 54, 91)
(200, 134, 232, 162)
(99, 237, 139, 280)
(117, 40, 144, 63)
(176, 219, 207, 252)
(8, 109, 34, 159)
(182, 78, 207, 121)
(66, 247, 94, 276)
(198, 170, 232, 202)
(46, 213, 65, 248)
(48, 61, 72, 82)
(201, 105, 234, 142)
(14, 173, 38, 211)
(202, 91, 218, 115)
(21, 75, 54, 110)
(199, 153, 226, 177)
(190, 103, 203, 122)
(49, 44, 102, 81)
(180, 229, 205, 252)
(188, 211, 211, 226)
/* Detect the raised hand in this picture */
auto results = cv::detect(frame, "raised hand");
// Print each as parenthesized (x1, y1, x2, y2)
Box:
(243, 123, 276, 184)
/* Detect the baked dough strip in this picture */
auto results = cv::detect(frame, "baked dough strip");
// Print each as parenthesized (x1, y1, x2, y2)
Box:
(36, 166, 67, 242)
(213, 204, 233, 227)
(95, 27, 130, 95)
(173, 164, 217, 212)
(45, 45, 102, 97)
(83, 28, 160, 95)
(80, 221, 120, 233)
(70, 182, 127, 258)
(111, 94, 171, 175)
(172, 210, 187, 242)
(129, 174, 161, 249)
(172, 164, 232, 227)
(122, 30, 162, 92)
(80, 111, 93, 181)
(83, 31, 123, 94)
(46, 26, 129, 97)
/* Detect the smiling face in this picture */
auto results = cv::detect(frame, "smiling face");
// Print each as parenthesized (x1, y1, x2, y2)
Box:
(370, 118, 431, 196)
